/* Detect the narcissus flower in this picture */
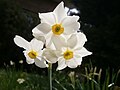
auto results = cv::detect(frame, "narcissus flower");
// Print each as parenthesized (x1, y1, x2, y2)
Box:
(32, 1, 80, 48)
(43, 32, 92, 70)
(14, 35, 48, 68)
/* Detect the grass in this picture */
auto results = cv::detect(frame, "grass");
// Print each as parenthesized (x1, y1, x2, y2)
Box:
(0, 65, 120, 90)
(0, 68, 49, 90)
(80, 67, 120, 90)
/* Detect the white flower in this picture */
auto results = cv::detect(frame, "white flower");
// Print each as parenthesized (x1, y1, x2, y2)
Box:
(43, 32, 92, 70)
(10, 60, 15, 65)
(19, 60, 23, 64)
(32, 1, 80, 48)
(108, 83, 114, 87)
(14, 35, 48, 68)
(17, 78, 25, 84)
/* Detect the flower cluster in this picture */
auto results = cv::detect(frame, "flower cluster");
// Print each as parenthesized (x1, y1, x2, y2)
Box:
(14, 2, 92, 70)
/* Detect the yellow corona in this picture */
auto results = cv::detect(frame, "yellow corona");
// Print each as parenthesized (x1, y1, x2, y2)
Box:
(28, 50, 38, 59)
(52, 24, 64, 35)
(64, 49, 73, 60)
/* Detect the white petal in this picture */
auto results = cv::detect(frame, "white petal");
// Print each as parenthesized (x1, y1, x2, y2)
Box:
(14, 35, 30, 50)
(74, 57, 82, 65)
(46, 42, 56, 50)
(45, 32, 53, 48)
(32, 24, 52, 46)
(30, 38, 44, 51)
(32, 28, 45, 42)
(24, 51, 34, 64)
(34, 57, 48, 68)
(33, 23, 51, 34)
(57, 58, 67, 70)
(39, 12, 56, 25)
(43, 49, 58, 63)
(66, 58, 78, 68)
(61, 16, 80, 35)
(54, 50, 62, 57)
(75, 47, 92, 57)
(26, 59, 34, 64)
(62, 16, 79, 26)
(52, 35, 66, 50)
(53, 1, 67, 23)
(67, 34, 77, 49)
(63, 22, 80, 35)
(76, 32, 87, 48)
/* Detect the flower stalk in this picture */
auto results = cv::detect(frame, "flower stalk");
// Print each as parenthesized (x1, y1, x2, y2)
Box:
(48, 63, 52, 90)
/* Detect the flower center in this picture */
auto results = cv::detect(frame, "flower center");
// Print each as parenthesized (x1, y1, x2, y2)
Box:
(52, 24, 64, 35)
(63, 50, 73, 60)
(28, 50, 38, 59)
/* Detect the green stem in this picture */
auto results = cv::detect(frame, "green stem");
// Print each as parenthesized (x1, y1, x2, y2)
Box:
(48, 63, 52, 90)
